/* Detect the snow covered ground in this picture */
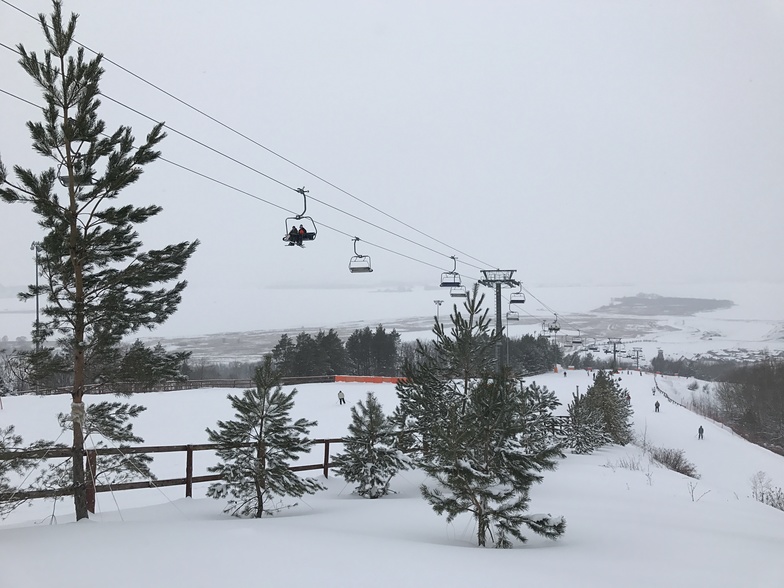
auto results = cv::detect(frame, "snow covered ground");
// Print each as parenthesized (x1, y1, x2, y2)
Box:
(1, 370, 783, 587)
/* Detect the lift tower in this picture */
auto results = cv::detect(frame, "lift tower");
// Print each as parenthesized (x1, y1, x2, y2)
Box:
(479, 269, 519, 372)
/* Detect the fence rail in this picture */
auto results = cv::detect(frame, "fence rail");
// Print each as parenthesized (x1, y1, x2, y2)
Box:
(13, 375, 405, 396)
(0, 438, 344, 512)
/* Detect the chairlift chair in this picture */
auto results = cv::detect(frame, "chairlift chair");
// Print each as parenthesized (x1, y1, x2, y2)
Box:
(450, 285, 467, 298)
(547, 314, 560, 333)
(56, 118, 94, 187)
(509, 282, 526, 305)
(439, 256, 462, 288)
(348, 237, 373, 273)
(506, 310, 520, 321)
(283, 187, 318, 245)
(57, 160, 95, 188)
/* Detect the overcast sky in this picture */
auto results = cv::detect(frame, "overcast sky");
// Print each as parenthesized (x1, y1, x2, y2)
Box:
(1, 1, 783, 337)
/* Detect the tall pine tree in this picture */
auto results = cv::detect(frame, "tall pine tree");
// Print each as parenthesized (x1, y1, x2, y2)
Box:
(206, 357, 324, 517)
(0, 1, 198, 519)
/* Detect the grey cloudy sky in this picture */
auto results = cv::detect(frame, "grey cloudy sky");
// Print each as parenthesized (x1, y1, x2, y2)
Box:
(1, 1, 783, 336)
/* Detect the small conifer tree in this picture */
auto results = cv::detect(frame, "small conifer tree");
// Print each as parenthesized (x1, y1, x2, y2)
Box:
(206, 357, 324, 518)
(333, 392, 411, 499)
(419, 375, 566, 548)
(565, 391, 609, 454)
(397, 288, 566, 547)
(584, 371, 634, 445)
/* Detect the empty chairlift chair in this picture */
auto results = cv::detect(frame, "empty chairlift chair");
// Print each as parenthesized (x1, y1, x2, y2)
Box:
(440, 256, 462, 288)
(509, 283, 526, 305)
(56, 120, 95, 188)
(348, 237, 373, 273)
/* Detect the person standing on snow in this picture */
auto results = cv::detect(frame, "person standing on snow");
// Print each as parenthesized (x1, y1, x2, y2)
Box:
(338, 390, 345, 405)
(655, 400, 660, 413)
(698, 425, 704, 440)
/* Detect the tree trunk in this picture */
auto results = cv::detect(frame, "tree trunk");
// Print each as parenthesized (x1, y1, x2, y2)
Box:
(71, 405, 88, 520)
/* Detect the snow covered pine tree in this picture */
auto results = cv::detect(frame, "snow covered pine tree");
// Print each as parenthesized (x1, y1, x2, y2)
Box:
(206, 357, 324, 517)
(584, 371, 634, 445)
(333, 392, 410, 498)
(565, 391, 610, 454)
(396, 286, 566, 547)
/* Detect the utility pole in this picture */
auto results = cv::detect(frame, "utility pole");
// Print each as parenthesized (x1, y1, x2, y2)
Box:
(479, 269, 518, 372)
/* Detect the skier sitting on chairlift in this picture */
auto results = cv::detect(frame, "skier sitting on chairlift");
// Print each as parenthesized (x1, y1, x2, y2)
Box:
(288, 225, 302, 247)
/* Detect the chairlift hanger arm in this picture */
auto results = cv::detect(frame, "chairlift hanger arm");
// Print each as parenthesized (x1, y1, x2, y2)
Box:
(295, 186, 309, 218)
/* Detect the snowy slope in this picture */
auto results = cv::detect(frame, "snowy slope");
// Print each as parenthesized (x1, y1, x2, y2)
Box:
(1, 375, 784, 588)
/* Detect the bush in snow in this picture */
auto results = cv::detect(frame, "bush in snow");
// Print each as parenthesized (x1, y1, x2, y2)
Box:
(648, 446, 699, 479)
(687, 380, 699, 391)
(333, 392, 411, 499)
(206, 356, 324, 517)
(750, 471, 784, 511)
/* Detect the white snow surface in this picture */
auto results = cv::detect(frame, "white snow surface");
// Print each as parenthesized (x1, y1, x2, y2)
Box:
(1, 371, 784, 588)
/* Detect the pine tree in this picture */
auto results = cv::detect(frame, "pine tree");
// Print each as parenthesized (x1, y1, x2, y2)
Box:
(565, 391, 609, 454)
(396, 287, 566, 547)
(206, 357, 324, 518)
(395, 285, 498, 454)
(419, 375, 566, 548)
(0, 2, 198, 519)
(584, 371, 634, 445)
(333, 392, 411, 498)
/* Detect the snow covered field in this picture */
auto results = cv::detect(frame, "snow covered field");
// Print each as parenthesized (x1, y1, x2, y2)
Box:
(1, 370, 783, 588)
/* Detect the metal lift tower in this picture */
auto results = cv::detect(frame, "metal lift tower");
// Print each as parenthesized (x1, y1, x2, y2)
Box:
(479, 269, 519, 372)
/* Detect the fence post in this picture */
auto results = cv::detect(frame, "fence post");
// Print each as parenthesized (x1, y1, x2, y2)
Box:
(86, 450, 97, 513)
(185, 445, 193, 498)
(323, 441, 330, 478)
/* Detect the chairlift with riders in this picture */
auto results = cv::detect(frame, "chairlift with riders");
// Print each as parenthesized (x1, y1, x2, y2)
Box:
(283, 187, 317, 247)
(547, 314, 561, 333)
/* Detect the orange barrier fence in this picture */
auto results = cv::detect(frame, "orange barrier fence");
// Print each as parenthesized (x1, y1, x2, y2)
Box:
(334, 375, 406, 384)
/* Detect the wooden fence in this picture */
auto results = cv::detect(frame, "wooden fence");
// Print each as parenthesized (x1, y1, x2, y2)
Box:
(14, 375, 405, 396)
(0, 438, 344, 513)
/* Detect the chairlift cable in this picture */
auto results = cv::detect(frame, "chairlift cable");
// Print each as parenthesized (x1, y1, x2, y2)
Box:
(1, 79, 569, 333)
(1, 82, 451, 275)
(1, 25, 574, 327)
(97, 92, 484, 270)
(0, 0, 495, 269)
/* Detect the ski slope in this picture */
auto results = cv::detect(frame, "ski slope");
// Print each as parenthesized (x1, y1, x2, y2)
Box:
(1, 373, 783, 587)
